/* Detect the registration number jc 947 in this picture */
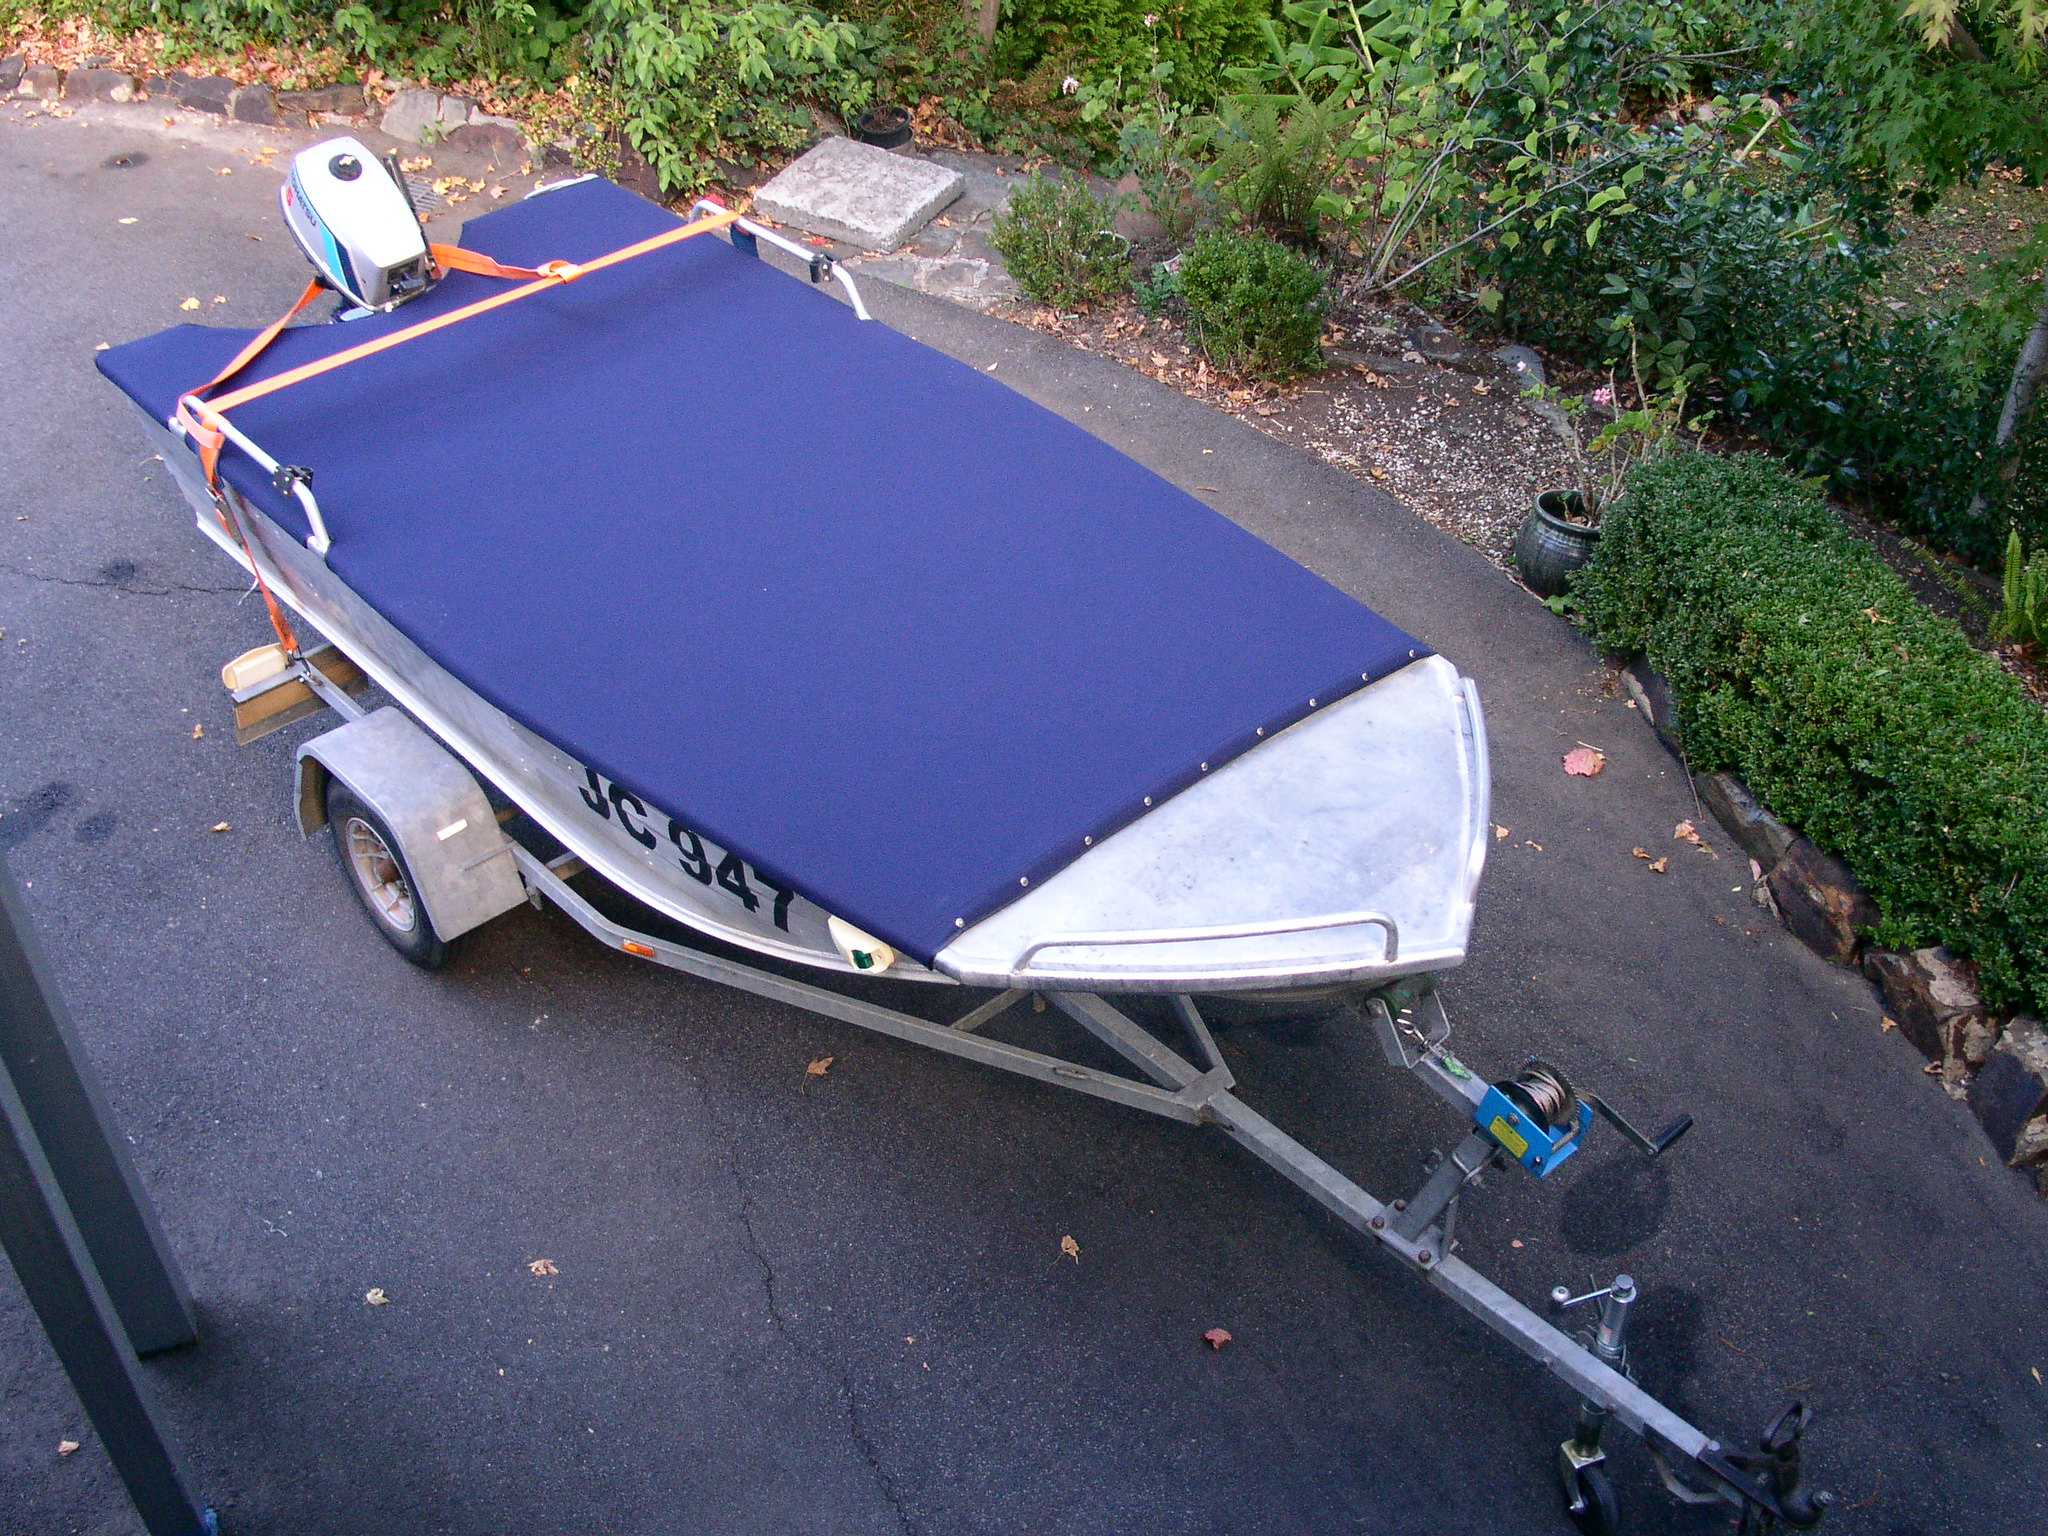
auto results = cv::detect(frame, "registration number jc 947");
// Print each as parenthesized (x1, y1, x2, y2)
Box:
(576, 767, 796, 931)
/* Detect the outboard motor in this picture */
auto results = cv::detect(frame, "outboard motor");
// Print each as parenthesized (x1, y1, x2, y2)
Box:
(279, 136, 435, 313)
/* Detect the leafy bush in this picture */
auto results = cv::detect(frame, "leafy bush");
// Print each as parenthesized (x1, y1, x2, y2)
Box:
(1199, 89, 1345, 245)
(989, 173, 1131, 310)
(1573, 451, 2048, 1012)
(2000, 527, 2048, 647)
(1479, 175, 2032, 564)
(992, 0, 1272, 109)
(582, 0, 879, 192)
(1176, 229, 1324, 380)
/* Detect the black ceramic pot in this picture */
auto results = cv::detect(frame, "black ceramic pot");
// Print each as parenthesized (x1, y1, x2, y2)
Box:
(855, 106, 913, 149)
(1514, 490, 1599, 599)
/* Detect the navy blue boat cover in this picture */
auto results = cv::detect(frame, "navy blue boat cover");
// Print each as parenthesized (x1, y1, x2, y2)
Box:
(99, 178, 1428, 964)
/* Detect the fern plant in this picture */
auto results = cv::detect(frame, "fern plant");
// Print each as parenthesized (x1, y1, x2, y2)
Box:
(1998, 526, 2048, 648)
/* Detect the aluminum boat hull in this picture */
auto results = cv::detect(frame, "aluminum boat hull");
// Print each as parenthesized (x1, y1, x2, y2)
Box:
(137, 409, 1488, 995)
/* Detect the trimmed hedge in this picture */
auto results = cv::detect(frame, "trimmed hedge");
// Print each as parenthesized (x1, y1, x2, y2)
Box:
(1573, 452, 2048, 1012)
(1176, 230, 1325, 381)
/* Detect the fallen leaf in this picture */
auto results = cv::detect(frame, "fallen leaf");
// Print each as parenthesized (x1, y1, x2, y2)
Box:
(1563, 746, 1606, 777)
(57, 1439, 79, 1457)
(179, 297, 201, 311)
(215, 166, 233, 176)
(2033, 1365, 2043, 1386)
(527, 1258, 559, 1277)
(1648, 856, 1669, 874)
(191, 723, 204, 740)
(211, 295, 228, 305)
(1510, 1238, 1524, 1249)
(1524, 840, 1545, 852)
(806, 1055, 834, 1078)
(1862, 606, 1892, 625)
(118, 216, 138, 225)
(1674, 820, 1701, 845)
(1202, 1327, 1232, 1350)
(208, 821, 231, 834)
(1881, 1016, 1898, 1033)
(364, 1287, 390, 1306)
(1059, 1234, 1081, 1263)
(1749, 858, 1764, 882)
(1632, 846, 1652, 860)
(1494, 824, 1511, 841)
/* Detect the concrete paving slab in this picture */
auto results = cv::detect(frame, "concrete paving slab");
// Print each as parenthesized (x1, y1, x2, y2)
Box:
(752, 136, 962, 252)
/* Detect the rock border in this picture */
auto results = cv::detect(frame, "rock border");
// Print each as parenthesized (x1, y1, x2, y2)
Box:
(4, 54, 532, 165)
(1621, 658, 2048, 1194)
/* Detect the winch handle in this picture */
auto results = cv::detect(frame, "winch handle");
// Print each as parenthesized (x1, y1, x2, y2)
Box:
(1583, 1093, 1693, 1158)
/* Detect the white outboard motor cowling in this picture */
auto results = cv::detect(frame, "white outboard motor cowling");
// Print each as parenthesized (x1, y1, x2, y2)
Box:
(280, 137, 434, 312)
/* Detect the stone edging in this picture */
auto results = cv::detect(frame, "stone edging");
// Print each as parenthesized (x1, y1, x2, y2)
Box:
(2, 53, 530, 162)
(1619, 657, 2048, 1195)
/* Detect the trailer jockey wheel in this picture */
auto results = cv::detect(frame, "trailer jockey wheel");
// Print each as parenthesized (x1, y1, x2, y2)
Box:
(327, 781, 449, 969)
(1564, 1462, 1619, 1536)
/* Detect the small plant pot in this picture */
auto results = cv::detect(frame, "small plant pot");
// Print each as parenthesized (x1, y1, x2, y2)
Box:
(1514, 490, 1599, 599)
(855, 106, 913, 150)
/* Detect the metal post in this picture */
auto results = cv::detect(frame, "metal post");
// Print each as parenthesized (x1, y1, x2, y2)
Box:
(0, 1051, 216, 1534)
(0, 860, 197, 1353)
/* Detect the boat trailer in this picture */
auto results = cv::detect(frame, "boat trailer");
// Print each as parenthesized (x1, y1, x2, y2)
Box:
(263, 652, 1826, 1536)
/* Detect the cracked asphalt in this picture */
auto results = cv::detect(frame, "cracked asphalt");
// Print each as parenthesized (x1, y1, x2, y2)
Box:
(4, 103, 2048, 1536)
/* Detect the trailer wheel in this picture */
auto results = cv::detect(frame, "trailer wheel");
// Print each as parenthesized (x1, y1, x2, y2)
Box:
(326, 781, 449, 969)
(1564, 1463, 1620, 1536)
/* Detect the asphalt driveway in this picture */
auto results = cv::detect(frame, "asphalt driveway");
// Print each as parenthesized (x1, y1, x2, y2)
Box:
(2, 103, 2044, 1535)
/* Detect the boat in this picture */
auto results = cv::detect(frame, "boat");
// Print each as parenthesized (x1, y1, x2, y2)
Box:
(92, 142, 1827, 1535)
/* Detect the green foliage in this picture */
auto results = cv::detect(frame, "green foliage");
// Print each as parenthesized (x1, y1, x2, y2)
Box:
(1176, 228, 1324, 380)
(993, 0, 1273, 109)
(1211, 0, 1780, 290)
(1480, 174, 2037, 564)
(1132, 259, 1180, 316)
(1573, 451, 2048, 1013)
(1999, 526, 2048, 645)
(989, 173, 1132, 310)
(581, 0, 877, 192)
(1199, 88, 1345, 244)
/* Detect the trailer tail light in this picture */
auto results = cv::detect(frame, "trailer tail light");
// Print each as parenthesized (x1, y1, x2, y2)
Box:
(622, 940, 656, 958)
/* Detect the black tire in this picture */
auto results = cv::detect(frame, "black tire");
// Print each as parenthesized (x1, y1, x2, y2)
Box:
(326, 780, 449, 969)
(1565, 1463, 1621, 1536)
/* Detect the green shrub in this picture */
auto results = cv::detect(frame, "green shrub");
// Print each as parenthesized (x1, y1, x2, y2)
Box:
(1478, 177, 2027, 564)
(1199, 90, 1347, 245)
(1999, 527, 2048, 648)
(1573, 451, 2048, 1013)
(989, 173, 1131, 310)
(1176, 229, 1324, 380)
(991, 0, 1273, 109)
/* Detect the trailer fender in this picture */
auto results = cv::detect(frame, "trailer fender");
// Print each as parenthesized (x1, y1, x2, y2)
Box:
(294, 707, 527, 942)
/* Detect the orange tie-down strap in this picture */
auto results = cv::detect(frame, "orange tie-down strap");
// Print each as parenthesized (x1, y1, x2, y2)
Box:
(178, 204, 744, 440)
(170, 204, 742, 657)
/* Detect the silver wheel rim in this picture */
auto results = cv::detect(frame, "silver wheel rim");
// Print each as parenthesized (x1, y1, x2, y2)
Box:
(344, 816, 417, 934)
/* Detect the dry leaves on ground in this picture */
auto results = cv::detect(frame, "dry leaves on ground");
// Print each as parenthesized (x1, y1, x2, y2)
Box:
(1059, 1235, 1081, 1264)
(1563, 745, 1606, 777)
(806, 1055, 834, 1079)
(1631, 848, 1670, 873)
(57, 1439, 79, 1457)
(364, 1287, 389, 1306)
(528, 1258, 559, 1277)
(190, 723, 204, 740)
(1202, 1327, 1233, 1351)
(208, 821, 231, 833)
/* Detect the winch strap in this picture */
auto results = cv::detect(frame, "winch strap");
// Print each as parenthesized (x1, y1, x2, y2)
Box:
(202, 206, 744, 419)
(188, 277, 328, 405)
(429, 243, 551, 282)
